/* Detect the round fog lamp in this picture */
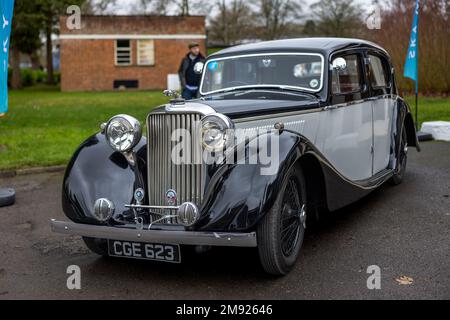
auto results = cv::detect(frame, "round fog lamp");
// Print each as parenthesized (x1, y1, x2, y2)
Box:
(93, 198, 115, 222)
(177, 202, 200, 227)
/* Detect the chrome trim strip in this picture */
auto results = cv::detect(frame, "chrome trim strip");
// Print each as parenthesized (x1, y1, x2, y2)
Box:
(328, 94, 397, 110)
(233, 95, 397, 124)
(163, 102, 216, 115)
(233, 107, 323, 123)
(50, 220, 258, 247)
(125, 204, 179, 210)
(199, 52, 325, 95)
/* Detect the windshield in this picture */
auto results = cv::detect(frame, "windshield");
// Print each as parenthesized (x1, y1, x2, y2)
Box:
(200, 53, 324, 95)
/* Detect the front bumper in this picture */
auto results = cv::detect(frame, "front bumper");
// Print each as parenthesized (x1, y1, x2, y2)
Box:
(50, 219, 257, 247)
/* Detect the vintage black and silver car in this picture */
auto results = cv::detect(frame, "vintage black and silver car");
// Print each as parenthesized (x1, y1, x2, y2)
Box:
(51, 38, 420, 275)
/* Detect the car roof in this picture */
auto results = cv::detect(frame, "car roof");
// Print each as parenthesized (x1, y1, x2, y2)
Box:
(209, 37, 388, 58)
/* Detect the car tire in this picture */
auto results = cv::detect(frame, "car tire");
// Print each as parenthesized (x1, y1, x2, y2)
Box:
(257, 164, 307, 276)
(391, 126, 408, 186)
(82, 237, 108, 256)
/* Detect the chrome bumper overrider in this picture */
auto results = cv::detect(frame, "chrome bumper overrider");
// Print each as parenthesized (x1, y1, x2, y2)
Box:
(50, 219, 257, 247)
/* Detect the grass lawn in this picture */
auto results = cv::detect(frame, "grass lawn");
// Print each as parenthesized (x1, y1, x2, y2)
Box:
(0, 86, 168, 170)
(404, 96, 450, 124)
(0, 87, 449, 171)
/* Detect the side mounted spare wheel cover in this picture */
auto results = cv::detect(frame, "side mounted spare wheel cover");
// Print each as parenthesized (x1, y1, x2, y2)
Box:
(0, 188, 15, 207)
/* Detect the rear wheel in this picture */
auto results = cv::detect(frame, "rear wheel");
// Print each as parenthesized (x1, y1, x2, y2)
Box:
(257, 165, 307, 275)
(391, 126, 408, 185)
(82, 237, 108, 256)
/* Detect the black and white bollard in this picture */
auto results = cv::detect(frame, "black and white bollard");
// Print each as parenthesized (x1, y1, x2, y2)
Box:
(0, 187, 15, 207)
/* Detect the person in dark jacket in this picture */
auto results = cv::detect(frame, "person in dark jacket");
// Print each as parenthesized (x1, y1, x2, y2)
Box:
(178, 43, 205, 100)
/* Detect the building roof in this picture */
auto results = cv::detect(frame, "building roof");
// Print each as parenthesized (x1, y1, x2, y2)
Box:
(210, 37, 388, 58)
(59, 15, 206, 36)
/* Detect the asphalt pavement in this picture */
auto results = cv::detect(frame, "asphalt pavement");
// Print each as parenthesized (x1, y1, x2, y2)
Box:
(0, 141, 449, 299)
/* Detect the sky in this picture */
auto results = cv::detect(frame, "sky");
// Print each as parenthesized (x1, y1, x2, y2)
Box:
(110, 0, 376, 16)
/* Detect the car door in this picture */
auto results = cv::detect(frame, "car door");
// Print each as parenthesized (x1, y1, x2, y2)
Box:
(317, 51, 373, 181)
(366, 52, 395, 175)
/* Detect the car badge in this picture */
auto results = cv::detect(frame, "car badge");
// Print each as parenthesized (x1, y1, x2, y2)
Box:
(166, 189, 177, 206)
(310, 79, 319, 88)
(134, 188, 145, 204)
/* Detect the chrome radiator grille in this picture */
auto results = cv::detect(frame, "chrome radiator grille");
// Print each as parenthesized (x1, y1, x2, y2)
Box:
(147, 113, 204, 211)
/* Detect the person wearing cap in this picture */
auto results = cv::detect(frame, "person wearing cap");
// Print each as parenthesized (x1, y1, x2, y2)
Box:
(178, 43, 205, 100)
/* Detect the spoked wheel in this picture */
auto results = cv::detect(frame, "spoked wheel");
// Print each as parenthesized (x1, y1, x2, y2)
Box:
(280, 179, 305, 257)
(257, 165, 307, 275)
(391, 126, 408, 185)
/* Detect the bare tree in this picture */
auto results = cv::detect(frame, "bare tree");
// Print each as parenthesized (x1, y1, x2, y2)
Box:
(129, 0, 210, 16)
(310, 0, 363, 37)
(365, 0, 450, 94)
(96, 0, 117, 12)
(82, 0, 117, 14)
(302, 19, 317, 36)
(251, 0, 303, 40)
(209, 0, 254, 45)
(179, 0, 190, 15)
(176, 0, 212, 16)
(152, 0, 171, 14)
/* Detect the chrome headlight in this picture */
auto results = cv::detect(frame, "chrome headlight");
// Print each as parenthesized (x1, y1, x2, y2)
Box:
(201, 114, 234, 152)
(105, 115, 142, 152)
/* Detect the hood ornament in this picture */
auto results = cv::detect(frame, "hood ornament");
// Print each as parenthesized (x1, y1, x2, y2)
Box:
(164, 89, 185, 106)
(163, 89, 181, 99)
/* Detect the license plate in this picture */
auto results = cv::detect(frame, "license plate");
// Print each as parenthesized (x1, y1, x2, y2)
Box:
(107, 240, 181, 263)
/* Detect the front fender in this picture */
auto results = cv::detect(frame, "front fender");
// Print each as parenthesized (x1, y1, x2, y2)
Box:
(196, 131, 309, 232)
(397, 97, 420, 152)
(62, 133, 147, 224)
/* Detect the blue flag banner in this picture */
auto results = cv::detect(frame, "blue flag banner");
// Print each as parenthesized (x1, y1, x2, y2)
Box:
(404, 0, 420, 94)
(0, 0, 14, 115)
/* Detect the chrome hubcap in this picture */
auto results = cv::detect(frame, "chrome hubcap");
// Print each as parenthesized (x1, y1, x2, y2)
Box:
(299, 204, 306, 229)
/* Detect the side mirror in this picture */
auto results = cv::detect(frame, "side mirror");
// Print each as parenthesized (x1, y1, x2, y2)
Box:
(193, 62, 204, 75)
(332, 57, 347, 71)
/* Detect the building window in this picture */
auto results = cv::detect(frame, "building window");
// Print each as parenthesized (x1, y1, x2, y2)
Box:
(137, 40, 155, 66)
(115, 40, 132, 66)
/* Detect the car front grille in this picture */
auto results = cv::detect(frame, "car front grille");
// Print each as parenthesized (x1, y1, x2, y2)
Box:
(147, 112, 204, 216)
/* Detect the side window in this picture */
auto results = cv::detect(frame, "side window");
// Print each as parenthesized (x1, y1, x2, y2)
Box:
(368, 55, 387, 88)
(331, 54, 362, 95)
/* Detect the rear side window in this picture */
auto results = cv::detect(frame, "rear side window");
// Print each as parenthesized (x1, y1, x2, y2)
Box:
(331, 54, 362, 94)
(368, 55, 387, 88)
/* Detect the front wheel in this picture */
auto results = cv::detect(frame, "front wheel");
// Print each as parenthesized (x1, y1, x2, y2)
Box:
(257, 165, 307, 275)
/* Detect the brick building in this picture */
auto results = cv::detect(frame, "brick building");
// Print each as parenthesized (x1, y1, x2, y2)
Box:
(59, 15, 206, 92)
